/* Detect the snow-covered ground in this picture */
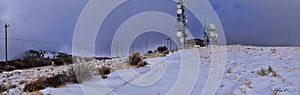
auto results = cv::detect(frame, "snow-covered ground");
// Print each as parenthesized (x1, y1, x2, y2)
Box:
(1, 45, 299, 95)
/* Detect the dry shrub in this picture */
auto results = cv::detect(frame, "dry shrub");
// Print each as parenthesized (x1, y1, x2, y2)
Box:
(268, 66, 274, 73)
(271, 49, 277, 54)
(157, 46, 168, 53)
(128, 52, 147, 68)
(148, 50, 153, 54)
(64, 68, 79, 83)
(244, 81, 253, 89)
(24, 77, 46, 92)
(24, 71, 78, 92)
(129, 52, 141, 66)
(0, 84, 8, 93)
(18, 80, 26, 85)
(98, 66, 111, 79)
(44, 74, 66, 88)
(258, 68, 267, 76)
(162, 50, 169, 55)
(272, 71, 279, 77)
(0, 81, 17, 93)
(226, 68, 232, 74)
(257, 66, 280, 78)
(268, 66, 280, 77)
(10, 58, 52, 69)
(70, 62, 97, 83)
(98, 66, 111, 75)
(6, 81, 17, 89)
(137, 61, 147, 68)
(63, 56, 73, 65)
(53, 57, 64, 66)
(4, 65, 16, 71)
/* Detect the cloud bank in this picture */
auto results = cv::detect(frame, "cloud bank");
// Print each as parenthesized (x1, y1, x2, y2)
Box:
(0, 0, 300, 60)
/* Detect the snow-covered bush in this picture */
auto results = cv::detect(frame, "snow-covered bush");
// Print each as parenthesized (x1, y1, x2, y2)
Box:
(69, 62, 97, 83)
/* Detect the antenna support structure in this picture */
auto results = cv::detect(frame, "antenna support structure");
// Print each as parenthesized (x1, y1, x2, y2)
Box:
(176, 0, 188, 49)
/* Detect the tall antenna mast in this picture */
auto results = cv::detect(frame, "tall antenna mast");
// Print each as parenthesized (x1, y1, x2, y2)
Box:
(169, 37, 172, 51)
(4, 24, 9, 65)
(176, 0, 188, 49)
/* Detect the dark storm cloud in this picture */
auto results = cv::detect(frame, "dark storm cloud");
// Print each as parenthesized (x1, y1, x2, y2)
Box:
(210, 0, 300, 46)
(0, 0, 87, 60)
(0, 0, 300, 60)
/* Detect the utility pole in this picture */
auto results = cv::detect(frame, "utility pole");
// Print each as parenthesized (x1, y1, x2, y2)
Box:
(4, 24, 9, 65)
(166, 38, 169, 48)
(166, 37, 171, 51)
(132, 46, 135, 53)
(169, 37, 172, 51)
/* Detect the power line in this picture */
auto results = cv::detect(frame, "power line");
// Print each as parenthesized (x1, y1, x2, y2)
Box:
(0, 37, 62, 46)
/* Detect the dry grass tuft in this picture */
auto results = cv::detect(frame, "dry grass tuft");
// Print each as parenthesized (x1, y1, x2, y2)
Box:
(258, 68, 267, 76)
(257, 66, 281, 78)
(226, 68, 232, 74)
(69, 62, 97, 83)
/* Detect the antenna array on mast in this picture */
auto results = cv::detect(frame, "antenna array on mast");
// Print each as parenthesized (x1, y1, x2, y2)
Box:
(176, 0, 188, 49)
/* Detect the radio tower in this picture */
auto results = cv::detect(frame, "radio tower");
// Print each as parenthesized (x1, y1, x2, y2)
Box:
(176, 0, 188, 49)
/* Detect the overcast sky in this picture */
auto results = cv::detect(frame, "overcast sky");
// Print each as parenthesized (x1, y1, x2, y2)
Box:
(0, 0, 300, 60)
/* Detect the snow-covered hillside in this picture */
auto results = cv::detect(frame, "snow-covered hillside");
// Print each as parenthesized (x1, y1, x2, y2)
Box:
(1, 45, 299, 95)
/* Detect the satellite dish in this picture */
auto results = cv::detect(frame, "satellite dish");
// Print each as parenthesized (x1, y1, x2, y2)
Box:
(177, 31, 182, 37)
(209, 32, 218, 38)
(179, 37, 185, 43)
(212, 32, 215, 37)
(177, 9, 182, 14)
(210, 24, 216, 30)
(177, 4, 181, 9)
